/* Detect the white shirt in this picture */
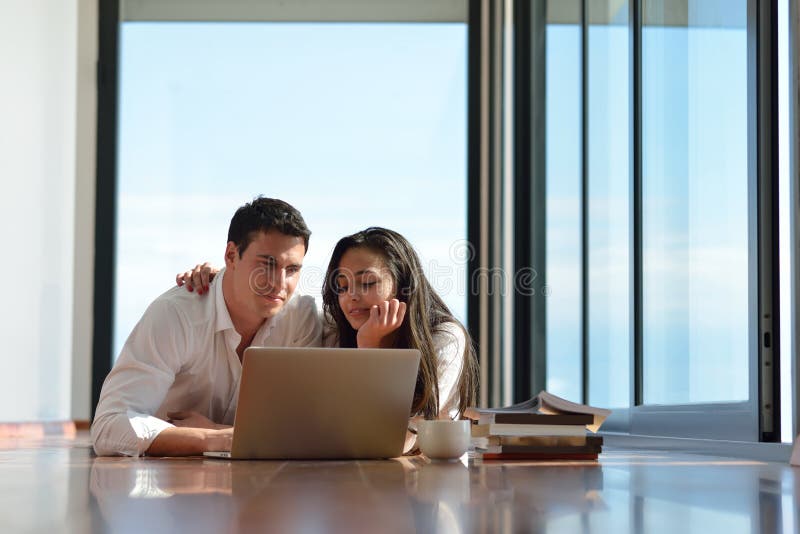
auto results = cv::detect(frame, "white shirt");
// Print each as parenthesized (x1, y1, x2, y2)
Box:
(432, 322, 467, 419)
(91, 268, 322, 456)
(322, 319, 466, 419)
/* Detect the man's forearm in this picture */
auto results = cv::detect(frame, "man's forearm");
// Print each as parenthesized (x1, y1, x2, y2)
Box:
(145, 427, 233, 457)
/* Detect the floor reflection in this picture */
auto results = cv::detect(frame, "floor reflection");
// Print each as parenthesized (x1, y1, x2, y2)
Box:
(90, 458, 238, 533)
(78, 447, 800, 534)
(88, 454, 609, 533)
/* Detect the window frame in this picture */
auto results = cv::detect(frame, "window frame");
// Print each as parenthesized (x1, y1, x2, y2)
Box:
(791, 0, 800, 442)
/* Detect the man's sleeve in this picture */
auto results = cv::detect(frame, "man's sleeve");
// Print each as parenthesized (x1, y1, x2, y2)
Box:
(90, 299, 189, 456)
(288, 296, 323, 347)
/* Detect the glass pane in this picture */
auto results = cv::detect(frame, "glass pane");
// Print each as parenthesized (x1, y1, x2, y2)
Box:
(545, 0, 582, 401)
(587, 0, 630, 409)
(114, 22, 467, 357)
(642, 0, 748, 404)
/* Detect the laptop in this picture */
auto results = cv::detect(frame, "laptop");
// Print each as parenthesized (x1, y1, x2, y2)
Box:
(204, 347, 421, 460)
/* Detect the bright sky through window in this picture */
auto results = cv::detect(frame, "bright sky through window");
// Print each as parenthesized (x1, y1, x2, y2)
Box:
(115, 23, 467, 357)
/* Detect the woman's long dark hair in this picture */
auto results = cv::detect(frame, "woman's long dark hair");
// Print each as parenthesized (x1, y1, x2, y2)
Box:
(321, 227, 478, 419)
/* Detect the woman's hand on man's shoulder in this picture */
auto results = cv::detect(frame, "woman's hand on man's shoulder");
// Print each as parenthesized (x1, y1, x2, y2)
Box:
(175, 262, 219, 295)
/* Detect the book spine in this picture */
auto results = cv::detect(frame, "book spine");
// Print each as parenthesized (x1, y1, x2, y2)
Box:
(472, 424, 587, 437)
(480, 452, 598, 461)
(474, 435, 603, 447)
(483, 413, 594, 425)
(476, 445, 602, 454)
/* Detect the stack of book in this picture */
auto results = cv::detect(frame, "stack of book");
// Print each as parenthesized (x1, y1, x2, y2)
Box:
(465, 391, 611, 461)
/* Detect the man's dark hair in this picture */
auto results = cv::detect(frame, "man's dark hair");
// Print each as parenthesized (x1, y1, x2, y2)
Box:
(227, 197, 311, 256)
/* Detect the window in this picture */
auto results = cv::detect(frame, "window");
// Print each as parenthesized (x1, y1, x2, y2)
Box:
(99, 0, 795, 445)
(110, 8, 468, 359)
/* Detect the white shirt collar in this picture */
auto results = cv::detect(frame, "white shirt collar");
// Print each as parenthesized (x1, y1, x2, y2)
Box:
(213, 268, 236, 334)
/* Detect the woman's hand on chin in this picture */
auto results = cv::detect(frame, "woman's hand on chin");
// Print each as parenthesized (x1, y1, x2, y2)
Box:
(356, 299, 407, 348)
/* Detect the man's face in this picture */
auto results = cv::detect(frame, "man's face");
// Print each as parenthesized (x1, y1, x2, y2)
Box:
(225, 230, 306, 321)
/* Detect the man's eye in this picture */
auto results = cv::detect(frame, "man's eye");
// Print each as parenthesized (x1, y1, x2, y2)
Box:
(287, 267, 301, 276)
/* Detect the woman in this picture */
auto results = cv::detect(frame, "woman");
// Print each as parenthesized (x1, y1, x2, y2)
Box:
(321, 227, 478, 422)
(176, 227, 479, 423)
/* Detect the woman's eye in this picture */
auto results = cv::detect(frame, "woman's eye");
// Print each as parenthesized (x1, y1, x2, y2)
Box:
(336, 286, 348, 294)
(361, 282, 377, 290)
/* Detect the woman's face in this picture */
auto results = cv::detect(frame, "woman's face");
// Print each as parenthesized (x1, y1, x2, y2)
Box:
(336, 247, 397, 330)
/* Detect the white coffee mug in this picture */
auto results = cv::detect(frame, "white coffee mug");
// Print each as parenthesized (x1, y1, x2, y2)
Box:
(417, 420, 471, 460)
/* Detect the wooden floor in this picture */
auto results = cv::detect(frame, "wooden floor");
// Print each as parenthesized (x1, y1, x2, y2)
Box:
(0, 432, 797, 533)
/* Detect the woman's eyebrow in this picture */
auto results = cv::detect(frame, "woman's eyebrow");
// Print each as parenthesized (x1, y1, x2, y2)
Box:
(337, 269, 374, 277)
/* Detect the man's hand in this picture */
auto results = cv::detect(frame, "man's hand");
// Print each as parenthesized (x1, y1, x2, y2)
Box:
(146, 427, 233, 456)
(206, 427, 233, 452)
(167, 411, 229, 430)
(356, 299, 407, 348)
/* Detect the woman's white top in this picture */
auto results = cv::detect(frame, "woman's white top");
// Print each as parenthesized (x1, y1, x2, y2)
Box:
(322, 319, 466, 419)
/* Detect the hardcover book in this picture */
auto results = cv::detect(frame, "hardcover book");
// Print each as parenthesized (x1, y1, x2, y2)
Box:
(472, 435, 601, 448)
(465, 390, 611, 433)
(471, 423, 587, 438)
(480, 451, 599, 461)
(475, 436, 603, 455)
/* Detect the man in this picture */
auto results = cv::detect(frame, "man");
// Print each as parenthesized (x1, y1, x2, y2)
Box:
(91, 197, 322, 456)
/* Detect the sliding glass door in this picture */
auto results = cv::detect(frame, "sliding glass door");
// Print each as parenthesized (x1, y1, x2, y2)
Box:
(525, 0, 781, 441)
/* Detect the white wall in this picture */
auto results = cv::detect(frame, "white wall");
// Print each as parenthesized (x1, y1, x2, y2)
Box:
(0, 0, 95, 422)
(72, 0, 97, 422)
